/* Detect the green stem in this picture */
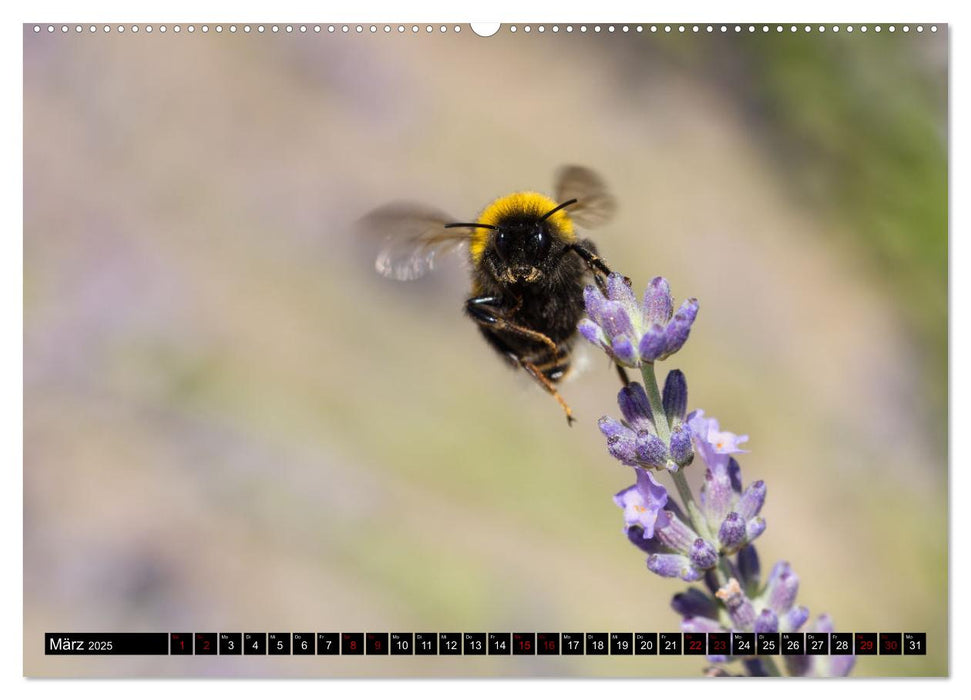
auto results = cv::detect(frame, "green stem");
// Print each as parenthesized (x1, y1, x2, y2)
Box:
(639, 362, 670, 443)
(761, 657, 783, 677)
(670, 470, 696, 518)
(640, 362, 713, 540)
(716, 557, 733, 586)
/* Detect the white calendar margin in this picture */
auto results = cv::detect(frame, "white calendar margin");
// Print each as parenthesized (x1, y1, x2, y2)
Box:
(3, 1, 963, 699)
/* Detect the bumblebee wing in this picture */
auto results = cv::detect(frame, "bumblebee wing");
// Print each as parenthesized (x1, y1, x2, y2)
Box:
(555, 165, 617, 229)
(359, 203, 470, 281)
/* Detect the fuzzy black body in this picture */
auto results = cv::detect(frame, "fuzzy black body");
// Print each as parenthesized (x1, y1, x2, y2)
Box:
(465, 205, 600, 382)
(472, 268, 587, 380)
(365, 165, 619, 423)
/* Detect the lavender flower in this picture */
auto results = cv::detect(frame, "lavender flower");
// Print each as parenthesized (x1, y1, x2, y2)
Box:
(602, 387, 763, 557)
(687, 410, 749, 475)
(642, 508, 718, 581)
(614, 468, 668, 539)
(583, 273, 853, 677)
(597, 372, 695, 473)
(697, 457, 766, 555)
(579, 274, 699, 367)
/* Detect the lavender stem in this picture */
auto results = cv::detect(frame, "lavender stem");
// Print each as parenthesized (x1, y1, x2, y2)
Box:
(640, 361, 712, 540)
(639, 362, 670, 442)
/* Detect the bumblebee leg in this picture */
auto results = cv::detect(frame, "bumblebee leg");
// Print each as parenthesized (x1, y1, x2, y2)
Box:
(465, 296, 559, 356)
(568, 243, 632, 288)
(520, 360, 576, 426)
(594, 271, 609, 295)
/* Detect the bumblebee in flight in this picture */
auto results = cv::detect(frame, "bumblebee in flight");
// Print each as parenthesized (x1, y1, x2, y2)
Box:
(362, 166, 622, 424)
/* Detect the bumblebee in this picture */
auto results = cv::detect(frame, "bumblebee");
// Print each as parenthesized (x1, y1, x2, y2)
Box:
(362, 166, 622, 424)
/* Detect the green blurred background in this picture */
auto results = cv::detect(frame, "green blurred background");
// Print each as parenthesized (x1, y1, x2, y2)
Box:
(23, 24, 947, 677)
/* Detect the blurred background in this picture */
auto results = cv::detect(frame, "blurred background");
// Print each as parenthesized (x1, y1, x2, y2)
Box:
(23, 24, 947, 677)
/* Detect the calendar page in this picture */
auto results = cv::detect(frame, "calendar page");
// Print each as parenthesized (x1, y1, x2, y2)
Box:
(23, 20, 948, 678)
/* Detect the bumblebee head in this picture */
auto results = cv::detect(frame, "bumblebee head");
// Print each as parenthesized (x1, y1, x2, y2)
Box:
(463, 192, 578, 285)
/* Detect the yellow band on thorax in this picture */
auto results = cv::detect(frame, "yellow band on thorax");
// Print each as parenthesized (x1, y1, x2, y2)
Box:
(468, 191, 576, 264)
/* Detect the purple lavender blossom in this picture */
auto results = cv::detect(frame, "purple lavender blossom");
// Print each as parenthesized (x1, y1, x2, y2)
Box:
(687, 410, 749, 476)
(643, 508, 720, 581)
(590, 271, 850, 676)
(693, 420, 764, 554)
(640, 406, 842, 676)
(579, 274, 699, 367)
(597, 373, 696, 473)
(662, 368, 688, 422)
(648, 552, 704, 581)
(614, 468, 668, 539)
(671, 588, 719, 619)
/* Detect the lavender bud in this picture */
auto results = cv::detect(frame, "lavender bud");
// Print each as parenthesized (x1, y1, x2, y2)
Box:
(605, 432, 638, 466)
(635, 432, 668, 468)
(785, 605, 810, 632)
(642, 276, 673, 326)
(702, 468, 734, 526)
(765, 561, 786, 586)
(754, 609, 779, 634)
(577, 318, 606, 346)
(648, 553, 701, 580)
(718, 512, 746, 552)
(680, 567, 704, 582)
(582, 285, 607, 324)
(813, 613, 835, 634)
(598, 416, 627, 439)
(638, 325, 668, 363)
(613, 336, 639, 366)
(626, 525, 664, 554)
(671, 588, 719, 619)
(607, 272, 637, 309)
(727, 457, 743, 493)
(655, 509, 700, 554)
(660, 298, 699, 358)
(737, 544, 761, 594)
(668, 423, 694, 467)
(690, 538, 719, 570)
(600, 300, 633, 338)
(662, 369, 688, 423)
(617, 383, 653, 432)
(675, 297, 699, 324)
(746, 516, 766, 542)
(737, 480, 766, 520)
(765, 564, 799, 614)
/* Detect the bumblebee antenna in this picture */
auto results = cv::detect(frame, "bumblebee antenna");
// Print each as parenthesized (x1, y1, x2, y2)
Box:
(444, 222, 498, 230)
(540, 198, 578, 221)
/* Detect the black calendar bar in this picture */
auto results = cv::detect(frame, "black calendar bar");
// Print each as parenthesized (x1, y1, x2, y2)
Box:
(45, 633, 169, 655)
(44, 631, 927, 656)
